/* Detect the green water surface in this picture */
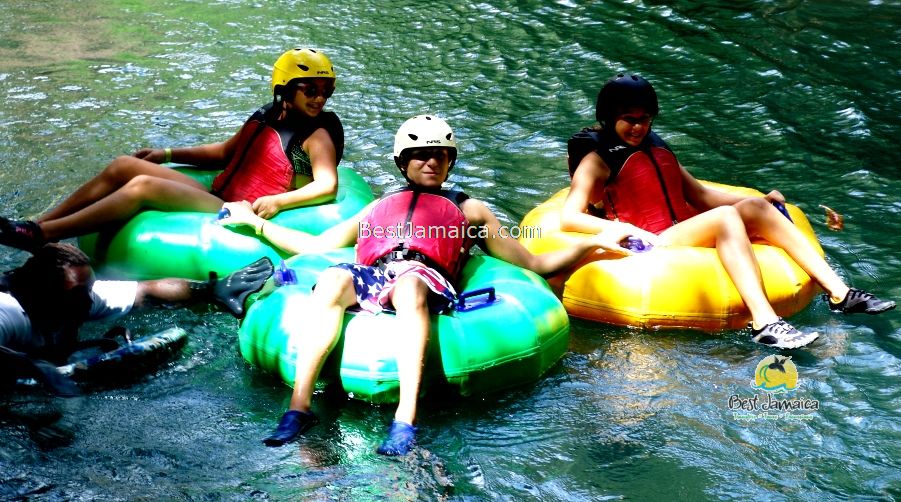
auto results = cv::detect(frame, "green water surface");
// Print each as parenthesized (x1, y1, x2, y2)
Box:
(1, 1, 898, 500)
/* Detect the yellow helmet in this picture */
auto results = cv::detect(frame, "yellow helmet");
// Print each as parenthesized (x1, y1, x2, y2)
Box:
(271, 48, 335, 95)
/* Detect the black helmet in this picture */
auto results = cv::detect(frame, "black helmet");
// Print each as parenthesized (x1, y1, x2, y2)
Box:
(595, 74, 658, 126)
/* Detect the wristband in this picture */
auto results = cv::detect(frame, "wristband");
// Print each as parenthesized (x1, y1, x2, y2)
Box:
(255, 221, 265, 236)
(163, 147, 172, 163)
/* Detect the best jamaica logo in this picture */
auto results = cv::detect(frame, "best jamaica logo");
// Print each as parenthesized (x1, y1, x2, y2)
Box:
(727, 355, 819, 422)
(753, 355, 798, 392)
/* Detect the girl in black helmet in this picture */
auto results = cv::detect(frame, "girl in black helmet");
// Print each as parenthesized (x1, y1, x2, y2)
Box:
(0, 49, 342, 252)
(562, 74, 894, 349)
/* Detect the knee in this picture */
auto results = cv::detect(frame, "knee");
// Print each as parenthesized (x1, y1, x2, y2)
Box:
(711, 206, 746, 233)
(391, 276, 429, 311)
(312, 269, 355, 305)
(120, 174, 160, 199)
(104, 155, 142, 183)
(735, 197, 776, 228)
(736, 197, 771, 216)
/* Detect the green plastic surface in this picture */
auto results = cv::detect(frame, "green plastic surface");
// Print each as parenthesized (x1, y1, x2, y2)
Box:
(78, 167, 374, 280)
(238, 248, 570, 403)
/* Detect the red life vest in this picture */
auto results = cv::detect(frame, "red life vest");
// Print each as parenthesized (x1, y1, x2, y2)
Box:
(568, 129, 697, 234)
(210, 119, 292, 203)
(356, 189, 472, 280)
(604, 146, 698, 234)
(210, 106, 344, 204)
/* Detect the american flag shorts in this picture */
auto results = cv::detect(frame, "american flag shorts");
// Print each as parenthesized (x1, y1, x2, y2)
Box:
(330, 260, 458, 314)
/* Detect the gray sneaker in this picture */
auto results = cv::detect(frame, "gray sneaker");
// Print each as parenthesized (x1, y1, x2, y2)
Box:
(826, 288, 896, 315)
(750, 319, 819, 349)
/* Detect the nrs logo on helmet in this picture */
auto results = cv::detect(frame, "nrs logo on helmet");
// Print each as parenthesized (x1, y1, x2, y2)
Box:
(271, 48, 336, 97)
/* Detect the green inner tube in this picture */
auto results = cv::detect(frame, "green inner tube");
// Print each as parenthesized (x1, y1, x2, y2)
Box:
(79, 167, 374, 280)
(239, 248, 570, 404)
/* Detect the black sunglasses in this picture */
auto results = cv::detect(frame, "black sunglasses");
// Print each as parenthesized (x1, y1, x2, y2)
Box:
(295, 82, 335, 99)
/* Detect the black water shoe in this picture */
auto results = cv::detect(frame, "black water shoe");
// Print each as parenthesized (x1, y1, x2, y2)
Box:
(0, 346, 80, 397)
(0, 217, 45, 252)
(827, 288, 896, 315)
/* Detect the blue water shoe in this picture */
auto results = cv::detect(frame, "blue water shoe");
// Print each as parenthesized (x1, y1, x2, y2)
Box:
(263, 410, 319, 447)
(376, 420, 417, 456)
(827, 288, 895, 315)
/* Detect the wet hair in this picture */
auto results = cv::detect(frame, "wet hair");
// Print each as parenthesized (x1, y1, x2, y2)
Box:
(15, 243, 91, 291)
(6, 244, 93, 329)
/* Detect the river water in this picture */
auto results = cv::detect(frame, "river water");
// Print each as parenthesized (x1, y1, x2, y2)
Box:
(1, 1, 899, 500)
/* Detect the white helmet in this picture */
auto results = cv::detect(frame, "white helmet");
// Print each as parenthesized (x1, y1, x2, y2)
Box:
(393, 115, 457, 169)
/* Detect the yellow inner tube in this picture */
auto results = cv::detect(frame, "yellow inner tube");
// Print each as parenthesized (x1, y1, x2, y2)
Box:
(519, 182, 824, 331)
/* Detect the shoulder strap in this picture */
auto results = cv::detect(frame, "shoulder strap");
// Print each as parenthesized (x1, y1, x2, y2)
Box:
(319, 111, 344, 165)
(210, 106, 270, 197)
(566, 128, 601, 177)
(645, 131, 670, 151)
(439, 189, 469, 209)
(282, 111, 345, 165)
(570, 129, 673, 185)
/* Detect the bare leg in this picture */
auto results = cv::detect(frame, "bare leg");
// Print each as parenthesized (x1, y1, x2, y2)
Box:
(387, 275, 431, 426)
(287, 268, 358, 413)
(38, 175, 223, 240)
(39, 156, 208, 223)
(373, 274, 430, 455)
(659, 205, 779, 328)
(734, 197, 849, 302)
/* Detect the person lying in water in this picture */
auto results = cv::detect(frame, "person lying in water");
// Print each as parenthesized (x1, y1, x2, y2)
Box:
(218, 114, 624, 456)
(561, 74, 895, 349)
(0, 48, 343, 253)
(0, 243, 273, 396)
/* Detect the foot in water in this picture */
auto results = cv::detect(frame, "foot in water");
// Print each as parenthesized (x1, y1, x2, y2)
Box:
(0, 346, 80, 397)
(376, 420, 417, 456)
(0, 217, 45, 252)
(750, 319, 819, 350)
(263, 409, 319, 447)
(826, 288, 895, 315)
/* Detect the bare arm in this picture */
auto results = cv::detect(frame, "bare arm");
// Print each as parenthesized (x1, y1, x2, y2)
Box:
(132, 126, 244, 169)
(251, 127, 340, 218)
(219, 200, 373, 255)
(133, 279, 194, 307)
(463, 199, 626, 277)
(560, 151, 658, 243)
(680, 166, 785, 210)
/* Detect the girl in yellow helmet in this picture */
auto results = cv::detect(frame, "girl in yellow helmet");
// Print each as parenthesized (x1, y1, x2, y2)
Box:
(219, 114, 622, 456)
(0, 48, 343, 252)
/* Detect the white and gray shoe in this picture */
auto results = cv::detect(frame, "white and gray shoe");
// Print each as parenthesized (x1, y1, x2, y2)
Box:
(750, 318, 819, 350)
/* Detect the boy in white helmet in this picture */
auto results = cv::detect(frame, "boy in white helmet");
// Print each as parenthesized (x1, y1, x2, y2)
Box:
(220, 115, 630, 455)
(1, 49, 343, 251)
